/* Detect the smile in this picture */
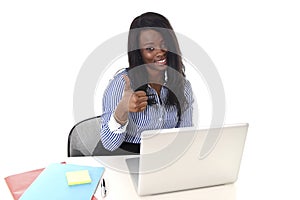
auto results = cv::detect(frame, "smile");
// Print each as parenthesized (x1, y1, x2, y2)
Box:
(155, 58, 167, 65)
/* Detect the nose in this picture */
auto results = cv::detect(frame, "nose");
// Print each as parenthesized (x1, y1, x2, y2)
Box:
(155, 48, 166, 59)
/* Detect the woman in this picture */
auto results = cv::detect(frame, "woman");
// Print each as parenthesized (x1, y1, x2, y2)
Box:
(100, 12, 194, 153)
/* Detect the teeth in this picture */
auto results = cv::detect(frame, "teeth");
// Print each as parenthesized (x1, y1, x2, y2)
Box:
(157, 58, 166, 63)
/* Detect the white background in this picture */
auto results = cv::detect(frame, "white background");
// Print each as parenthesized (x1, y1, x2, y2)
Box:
(1, 0, 300, 199)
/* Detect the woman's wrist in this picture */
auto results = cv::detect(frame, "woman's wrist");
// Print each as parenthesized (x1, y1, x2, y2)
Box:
(114, 98, 129, 125)
(113, 112, 128, 125)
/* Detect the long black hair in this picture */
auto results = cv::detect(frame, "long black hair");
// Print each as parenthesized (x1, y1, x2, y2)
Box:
(127, 12, 188, 122)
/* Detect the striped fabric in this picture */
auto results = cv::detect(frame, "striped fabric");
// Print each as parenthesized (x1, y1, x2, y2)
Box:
(100, 69, 194, 151)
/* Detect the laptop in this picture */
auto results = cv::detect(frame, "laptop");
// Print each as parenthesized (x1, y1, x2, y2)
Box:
(126, 123, 249, 196)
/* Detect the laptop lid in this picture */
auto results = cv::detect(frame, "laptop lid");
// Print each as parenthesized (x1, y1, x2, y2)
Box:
(126, 123, 248, 196)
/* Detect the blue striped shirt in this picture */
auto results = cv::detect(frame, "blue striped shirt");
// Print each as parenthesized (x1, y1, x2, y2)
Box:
(100, 69, 194, 151)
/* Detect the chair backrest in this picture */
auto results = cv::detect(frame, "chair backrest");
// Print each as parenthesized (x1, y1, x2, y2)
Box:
(67, 115, 138, 157)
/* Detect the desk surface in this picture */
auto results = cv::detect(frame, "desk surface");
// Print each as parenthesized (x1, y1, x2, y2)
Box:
(1, 156, 236, 200)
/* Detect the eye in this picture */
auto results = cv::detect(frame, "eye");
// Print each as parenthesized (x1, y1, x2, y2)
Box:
(145, 47, 155, 51)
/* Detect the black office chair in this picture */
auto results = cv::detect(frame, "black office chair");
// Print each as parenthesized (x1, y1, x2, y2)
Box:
(67, 115, 137, 157)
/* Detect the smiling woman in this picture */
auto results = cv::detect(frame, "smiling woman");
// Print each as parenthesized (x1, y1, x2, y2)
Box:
(139, 29, 168, 94)
(95, 12, 194, 154)
(139, 29, 168, 68)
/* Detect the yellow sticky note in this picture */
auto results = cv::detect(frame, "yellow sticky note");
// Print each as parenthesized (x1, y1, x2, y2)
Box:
(66, 170, 92, 186)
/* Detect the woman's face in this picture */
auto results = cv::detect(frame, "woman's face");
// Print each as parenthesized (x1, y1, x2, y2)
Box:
(139, 29, 168, 72)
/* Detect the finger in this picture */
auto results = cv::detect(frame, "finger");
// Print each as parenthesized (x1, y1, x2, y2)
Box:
(136, 96, 148, 104)
(129, 104, 143, 113)
(134, 90, 147, 97)
(131, 92, 147, 101)
(123, 75, 131, 91)
(138, 101, 148, 109)
(129, 99, 147, 112)
(134, 101, 148, 110)
(139, 106, 147, 111)
(138, 104, 148, 112)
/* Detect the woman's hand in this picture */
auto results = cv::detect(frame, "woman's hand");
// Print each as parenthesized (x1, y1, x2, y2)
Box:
(122, 75, 148, 112)
(114, 75, 148, 125)
(121, 75, 148, 112)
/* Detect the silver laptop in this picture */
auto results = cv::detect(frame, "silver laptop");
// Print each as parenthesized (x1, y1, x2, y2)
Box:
(126, 123, 249, 196)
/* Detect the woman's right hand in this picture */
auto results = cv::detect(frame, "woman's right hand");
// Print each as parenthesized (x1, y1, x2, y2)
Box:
(122, 75, 148, 113)
(113, 75, 148, 125)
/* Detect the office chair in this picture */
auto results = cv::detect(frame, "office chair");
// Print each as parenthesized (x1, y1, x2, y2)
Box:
(67, 115, 138, 157)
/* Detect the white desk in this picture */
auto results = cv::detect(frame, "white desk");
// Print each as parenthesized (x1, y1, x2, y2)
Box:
(1, 156, 236, 200)
(69, 156, 236, 200)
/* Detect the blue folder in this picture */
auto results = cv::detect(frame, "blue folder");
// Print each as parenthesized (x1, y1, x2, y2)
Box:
(19, 163, 104, 200)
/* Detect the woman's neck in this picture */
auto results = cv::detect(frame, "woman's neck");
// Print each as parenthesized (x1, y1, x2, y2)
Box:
(149, 74, 163, 94)
(146, 67, 165, 95)
(147, 70, 164, 84)
(149, 83, 162, 95)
